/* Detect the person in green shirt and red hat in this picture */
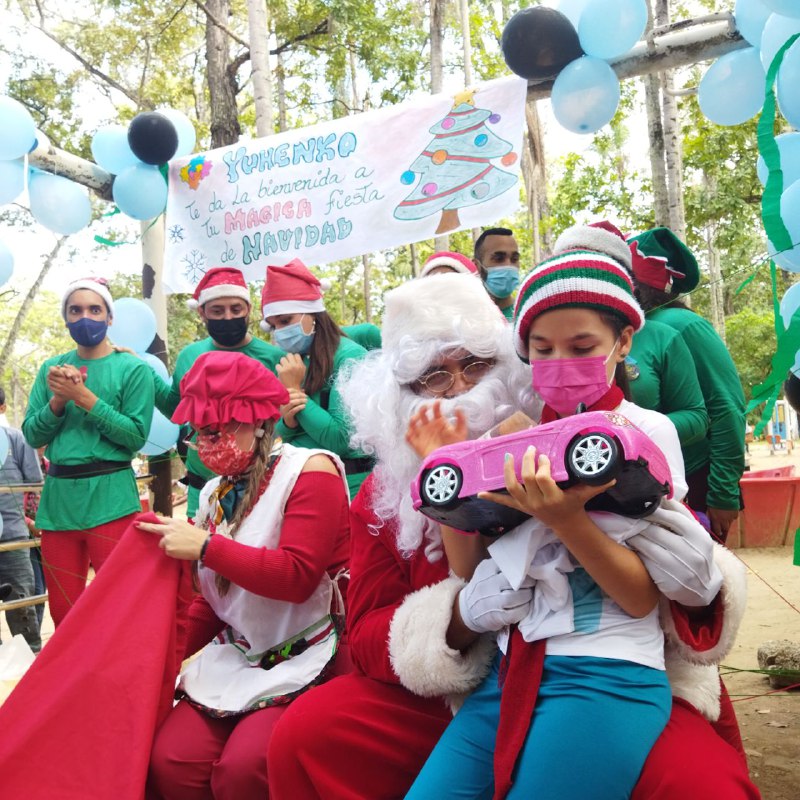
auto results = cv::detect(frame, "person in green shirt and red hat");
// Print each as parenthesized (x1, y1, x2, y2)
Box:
(22, 277, 155, 626)
(151, 266, 284, 521)
(627, 227, 746, 544)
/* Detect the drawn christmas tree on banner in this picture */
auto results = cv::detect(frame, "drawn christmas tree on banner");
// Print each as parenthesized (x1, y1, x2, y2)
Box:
(394, 89, 519, 234)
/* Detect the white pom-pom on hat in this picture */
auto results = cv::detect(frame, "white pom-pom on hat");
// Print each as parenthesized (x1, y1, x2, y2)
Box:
(554, 220, 632, 272)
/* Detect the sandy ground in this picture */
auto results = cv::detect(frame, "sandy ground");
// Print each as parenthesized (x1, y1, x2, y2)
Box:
(2, 446, 799, 796)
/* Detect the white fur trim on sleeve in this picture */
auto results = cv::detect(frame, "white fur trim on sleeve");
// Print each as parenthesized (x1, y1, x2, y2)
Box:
(660, 543, 747, 666)
(664, 656, 721, 722)
(388, 576, 497, 698)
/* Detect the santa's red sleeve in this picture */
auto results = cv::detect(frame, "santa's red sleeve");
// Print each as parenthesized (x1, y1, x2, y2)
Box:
(0, 513, 193, 800)
(348, 476, 496, 698)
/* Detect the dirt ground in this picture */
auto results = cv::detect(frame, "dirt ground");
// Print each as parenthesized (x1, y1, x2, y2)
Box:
(2, 443, 799, 796)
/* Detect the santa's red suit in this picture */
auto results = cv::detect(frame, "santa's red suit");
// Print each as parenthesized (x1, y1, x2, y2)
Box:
(268, 475, 760, 799)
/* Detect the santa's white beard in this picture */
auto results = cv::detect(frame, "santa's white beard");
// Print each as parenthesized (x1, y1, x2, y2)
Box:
(352, 366, 533, 561)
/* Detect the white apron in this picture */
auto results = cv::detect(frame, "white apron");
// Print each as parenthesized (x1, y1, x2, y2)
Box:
(180, 444, 348, 715)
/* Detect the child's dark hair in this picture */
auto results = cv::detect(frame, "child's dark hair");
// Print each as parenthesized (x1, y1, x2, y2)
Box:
(599, 312, 632, 401)
(635, 284, 687, 313)
(0, 387, 5, 406)
(305, 311, 343, 396)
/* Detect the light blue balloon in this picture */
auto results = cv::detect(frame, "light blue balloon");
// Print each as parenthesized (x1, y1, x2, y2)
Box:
(735, 0, 774, 46)
(780, 281, 800, 328)
(791, 349, 800, 377)
(158, 109, 196, 158)
(0, 96, 36, 161)
(769, 179, 800, 271)
(777, 40, 800, 128)
(757, 132, 800, 186)
(28, 171, 92, 235)
(0, 426, 8, 468)
(140, 410, 179, 456)
(112, 164, 168, 220)
(763, 0, 800, 18)
(0, 159, 25, 204)
(110, 297, 157, 352)
(551, 56, 620, 134)
(0, 241, 13, 287)
(557, 0, 591, 28)
(761, 13, 800, 71)
(91, 125, 142, 175)
(140, 352, 169, 382)
(698, 48, 766, 126)
(578, 0, 647, 60)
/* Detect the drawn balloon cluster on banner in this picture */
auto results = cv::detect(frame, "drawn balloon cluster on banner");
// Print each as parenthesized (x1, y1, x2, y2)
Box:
(108, 297, 179, 456)
(0, 95, 197, 288)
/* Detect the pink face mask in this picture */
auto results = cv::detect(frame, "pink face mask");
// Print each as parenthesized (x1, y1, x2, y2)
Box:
(532, 341, 619, 417)
(196, 429, 256, 477)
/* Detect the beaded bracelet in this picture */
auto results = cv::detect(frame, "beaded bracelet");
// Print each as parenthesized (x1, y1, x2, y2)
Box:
(199, 533, 213, 563)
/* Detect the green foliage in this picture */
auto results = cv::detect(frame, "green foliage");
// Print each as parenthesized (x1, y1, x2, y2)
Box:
(725, 306, 778, 418)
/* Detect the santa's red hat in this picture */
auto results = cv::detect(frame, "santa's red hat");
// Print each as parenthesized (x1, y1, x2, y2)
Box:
(172, 351, 289, 428)
(186, 267, 250, 310)
(419, 251, 479, 278)
(62, 277, 114, 320)
(260, 259, 329, 323)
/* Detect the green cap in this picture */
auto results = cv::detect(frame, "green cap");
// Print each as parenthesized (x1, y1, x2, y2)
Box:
(627, 227, 699, 294)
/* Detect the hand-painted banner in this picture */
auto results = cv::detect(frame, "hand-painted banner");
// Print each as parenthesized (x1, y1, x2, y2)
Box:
(163, 76, 526, 293)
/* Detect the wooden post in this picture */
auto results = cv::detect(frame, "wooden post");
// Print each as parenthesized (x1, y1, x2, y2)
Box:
(141, 217, 173, 515)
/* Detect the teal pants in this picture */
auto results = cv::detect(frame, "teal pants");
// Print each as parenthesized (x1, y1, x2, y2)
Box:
(405, 653, 671, 800)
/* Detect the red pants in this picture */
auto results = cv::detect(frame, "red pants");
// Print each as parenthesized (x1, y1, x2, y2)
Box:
(40, 513, 136, 626)
(268, 675, 760, 800)
(150, 645, 353, 800)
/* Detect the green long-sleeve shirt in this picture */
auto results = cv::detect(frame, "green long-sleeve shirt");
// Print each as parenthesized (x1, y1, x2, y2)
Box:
(23, 350, 155, 531)
(275, 336, 370, 496)
(152, 336, 285, 518)
(628, 319, 709, 448)
(649, 307, 746, 510)
(342, 323, 382, 351)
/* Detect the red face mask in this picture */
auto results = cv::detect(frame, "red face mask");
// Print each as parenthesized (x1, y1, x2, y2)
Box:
(196, 428, 256, 477)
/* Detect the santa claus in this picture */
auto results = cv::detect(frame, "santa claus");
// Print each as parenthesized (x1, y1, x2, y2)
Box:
(267, 272, 758, 800)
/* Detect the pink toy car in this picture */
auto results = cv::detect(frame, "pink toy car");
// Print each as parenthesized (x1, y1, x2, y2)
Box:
(411, 410, 672, 536)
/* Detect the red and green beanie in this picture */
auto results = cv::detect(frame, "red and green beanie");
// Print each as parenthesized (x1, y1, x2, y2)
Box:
(513, 221, 645, 362)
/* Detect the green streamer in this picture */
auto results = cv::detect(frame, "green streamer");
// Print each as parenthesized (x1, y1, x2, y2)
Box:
(794, 527, 800, 567)
(748, 34, 800, 433)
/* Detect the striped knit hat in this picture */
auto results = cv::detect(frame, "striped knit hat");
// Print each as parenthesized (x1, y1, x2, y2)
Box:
(513, 221, 644, 362)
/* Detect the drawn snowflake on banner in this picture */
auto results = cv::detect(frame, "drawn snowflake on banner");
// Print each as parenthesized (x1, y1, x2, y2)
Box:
(168, 224, 185, 244)
(181, 249, 207, 283)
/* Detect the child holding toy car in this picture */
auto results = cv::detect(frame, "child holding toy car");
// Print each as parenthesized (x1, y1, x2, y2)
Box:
(405, 223, 729, 800)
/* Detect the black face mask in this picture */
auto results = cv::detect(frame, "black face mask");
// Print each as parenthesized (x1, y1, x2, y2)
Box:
(206, 316, 248, 347)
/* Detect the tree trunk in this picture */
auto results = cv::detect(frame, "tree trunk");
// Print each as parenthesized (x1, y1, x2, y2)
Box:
(430, 0, 449, 251)
(0, 237, 64, 376)
(656, 0, 686, 241)
(247, 0, 273, 137)
(206, 0, 241, 148)
(436, 209, 460, 234)
(362, 255, 372, 323)
(410, 243, 420, 277)
(523, 99, 550, 263)
(704, 172, 725, 340)
(644, 4, 669, 226)
(276, 49, 288, 132)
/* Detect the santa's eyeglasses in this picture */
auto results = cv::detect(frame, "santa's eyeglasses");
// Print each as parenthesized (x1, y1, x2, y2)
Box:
(413, 360, 495, 395)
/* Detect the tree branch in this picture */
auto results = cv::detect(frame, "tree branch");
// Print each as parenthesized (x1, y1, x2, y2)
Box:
(192, 0, 249, 48)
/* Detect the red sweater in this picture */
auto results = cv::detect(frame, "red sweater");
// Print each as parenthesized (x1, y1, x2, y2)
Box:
(183, 471, 350, 657)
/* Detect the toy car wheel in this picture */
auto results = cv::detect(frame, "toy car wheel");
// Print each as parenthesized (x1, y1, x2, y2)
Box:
(421, 464, 463, 507)
(567, 432, 619, 486)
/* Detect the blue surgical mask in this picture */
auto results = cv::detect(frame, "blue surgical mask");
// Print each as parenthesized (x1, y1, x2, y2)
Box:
(273, 321, 315, 354)
(484, 267, 519, 299)
(67, 318, 109, 347)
